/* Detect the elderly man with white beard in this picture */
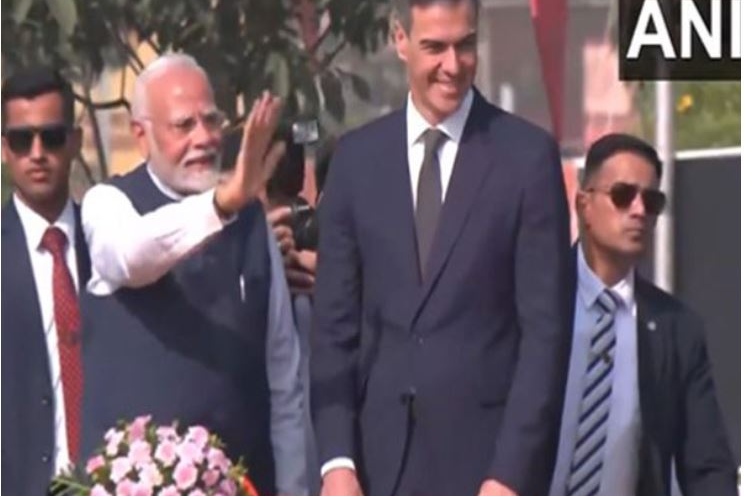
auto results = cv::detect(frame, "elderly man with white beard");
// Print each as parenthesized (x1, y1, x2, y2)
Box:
(79, 54, 307, 496)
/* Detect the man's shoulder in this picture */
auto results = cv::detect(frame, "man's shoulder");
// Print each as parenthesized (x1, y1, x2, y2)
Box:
(106, 162, 148, 189)
(636, 276, 703, 331)
(1, 199, 15, 223)
(338, 107, 405, 148)
(472, 93, 557, 150)
(1, 199, 21, 238)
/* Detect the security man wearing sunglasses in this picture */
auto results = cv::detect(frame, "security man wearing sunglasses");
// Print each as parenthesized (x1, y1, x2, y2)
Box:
(548, 133, 736, 496)
(1, 67, 91, 496)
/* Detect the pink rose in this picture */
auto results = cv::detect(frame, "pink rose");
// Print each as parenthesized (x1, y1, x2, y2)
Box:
(138, 462, 163, 487)
(176, 440, 203, 465)
(110, 457, 133, 483)
(128, 440, 152, 467)
(128, 415, 152, 442)
(116, 479, 135, 496)
(188, 490, 206, 496)
(91, 485, 112, 496)
(156, 485, 179, 496)
(202, 469, 220, 487)
(132, 483, 153, 496)
(173, 461, 198, 490)
(104, 427, 120, 442)
(86, 455, 106, 474)
(154, 440, 177, 467)
(156, 426, 178, 442)
(219, 479, 237, 496)
(106, 430, 125, 456)
(207, 447, 229, 473)
(186, 426, 209, 449)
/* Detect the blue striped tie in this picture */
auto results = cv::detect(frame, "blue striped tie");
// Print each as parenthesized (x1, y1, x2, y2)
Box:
(567, 289, 619, 496)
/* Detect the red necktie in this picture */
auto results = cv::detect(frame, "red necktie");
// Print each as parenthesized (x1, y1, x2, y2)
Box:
(40, 226, 82, 462)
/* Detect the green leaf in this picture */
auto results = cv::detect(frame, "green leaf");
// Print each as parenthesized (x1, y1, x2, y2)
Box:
(12, 0, 36, 24)
(46, 0, 78, 37)
(265, 52, 291, 99)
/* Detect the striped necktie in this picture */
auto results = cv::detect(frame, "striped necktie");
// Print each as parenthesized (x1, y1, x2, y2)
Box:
(566, 289, 619, 496)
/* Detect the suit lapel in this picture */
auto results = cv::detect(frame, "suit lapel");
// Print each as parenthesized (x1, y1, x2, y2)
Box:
(635, 276, 672, 494)
(381, 109, 423, 293)
(2, 202, 46, 336)
(635, 277, 669, 392)
(414, 92, 497, 315)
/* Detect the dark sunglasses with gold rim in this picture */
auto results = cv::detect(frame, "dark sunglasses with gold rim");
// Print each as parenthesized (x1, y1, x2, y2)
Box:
(584, 181, 667, 216)
(1, 124, 71, 154)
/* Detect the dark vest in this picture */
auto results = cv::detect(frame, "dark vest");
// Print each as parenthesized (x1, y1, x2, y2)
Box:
(81, 165, 275, 494)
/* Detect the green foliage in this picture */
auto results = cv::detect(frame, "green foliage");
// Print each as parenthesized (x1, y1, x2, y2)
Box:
(635, 81, 741, 150)
(2, 0, 390, 181)
(1, 164, 11, 205)
(2, 0, 389, 119)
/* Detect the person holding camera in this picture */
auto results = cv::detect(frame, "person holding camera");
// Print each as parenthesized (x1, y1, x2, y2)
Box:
(260, 126, 331, 496)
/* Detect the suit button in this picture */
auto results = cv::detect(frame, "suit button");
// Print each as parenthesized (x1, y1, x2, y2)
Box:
(399, 387, 417, 404)
(41, 453, 51, 463)
(41, 396, 51, 406)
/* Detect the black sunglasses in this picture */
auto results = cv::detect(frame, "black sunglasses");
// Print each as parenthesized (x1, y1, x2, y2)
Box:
(2, 124, 70, 154)
(586, 182, 667, 216)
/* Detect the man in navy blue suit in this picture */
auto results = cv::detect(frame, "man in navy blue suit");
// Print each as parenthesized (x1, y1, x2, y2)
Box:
(310, 1, 573, 496)
(549, 134, 737, 496)
(1, 67, 90, 496)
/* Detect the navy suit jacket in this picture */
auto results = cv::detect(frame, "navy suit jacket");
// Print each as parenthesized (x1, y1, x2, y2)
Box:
(311, 90, 573, 496)
(1, 199, 90, 496)
(564, 247, 737, 496)
(633, 277, 737, 496)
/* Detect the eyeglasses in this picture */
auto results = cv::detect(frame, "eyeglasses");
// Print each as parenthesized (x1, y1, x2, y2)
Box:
(141, 110, 227, 137)
(585, 182, 667, 216)
(2, 124, 70, 154)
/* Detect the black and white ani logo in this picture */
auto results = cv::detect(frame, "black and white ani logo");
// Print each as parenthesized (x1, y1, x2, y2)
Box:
(619, 0, 740, 80)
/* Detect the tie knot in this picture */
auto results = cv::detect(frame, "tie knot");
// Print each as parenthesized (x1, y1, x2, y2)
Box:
(422, 128, 447, 156)
(596, 289, 619, 315)
(40, 226, 68, 255)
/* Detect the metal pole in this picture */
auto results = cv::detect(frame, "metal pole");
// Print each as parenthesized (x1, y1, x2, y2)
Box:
(654, 80, 675, 292)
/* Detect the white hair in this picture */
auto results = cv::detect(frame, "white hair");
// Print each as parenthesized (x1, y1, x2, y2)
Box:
(131, 53, 211, 119)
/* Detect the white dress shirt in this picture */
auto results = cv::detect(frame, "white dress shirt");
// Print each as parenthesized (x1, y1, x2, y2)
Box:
(13, 194, 78, 475)
(320, 89, 475, 478)
(81, 166, 307, 495)
(407, 89, 474, 207)
(548, 247, 642, 496)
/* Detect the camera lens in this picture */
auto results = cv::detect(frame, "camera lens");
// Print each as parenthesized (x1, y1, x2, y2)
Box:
(288, 198, 319, 251)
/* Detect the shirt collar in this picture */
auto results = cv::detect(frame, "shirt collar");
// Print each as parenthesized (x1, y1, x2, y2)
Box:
(577, 244, 635, 310)
(406, 88, 474, 148)
(146, 163, 184, 201)
(13, 193, 76, 253)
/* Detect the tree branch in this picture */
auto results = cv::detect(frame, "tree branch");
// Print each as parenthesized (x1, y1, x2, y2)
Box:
(82, 84, 110, 180)
(309, 23, 333, 55)
(74, 94, 130, 112)
(75, 151, 97, 185)
(319, 39, 347, 70)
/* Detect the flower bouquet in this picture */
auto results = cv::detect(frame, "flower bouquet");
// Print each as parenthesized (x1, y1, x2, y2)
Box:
(51, 415, 260, 496)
